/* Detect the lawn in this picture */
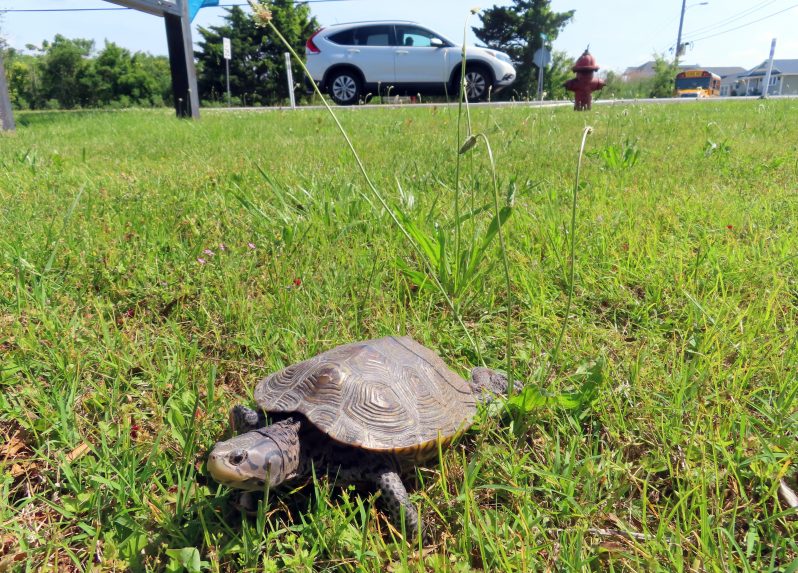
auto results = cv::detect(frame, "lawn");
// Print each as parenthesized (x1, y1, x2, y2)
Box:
(1, 99, 797, 572)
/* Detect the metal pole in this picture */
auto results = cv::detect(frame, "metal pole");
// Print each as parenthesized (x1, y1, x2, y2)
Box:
(760, 38, 776, 98)
(675, 0, 687, 65)
(0, 50, 15, 131)
(226, 58, 231, 106)
(536, 63, 544, 101)
(284, 52, 296, 109)
(222, 37, 231, 106)
(536, 33, 545, 101)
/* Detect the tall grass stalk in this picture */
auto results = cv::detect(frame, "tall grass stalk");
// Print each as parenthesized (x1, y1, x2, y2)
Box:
(547, 126, 593, 379)
(453, 9, 477, 294)
(474, 133, 513, 384)
(248, 0, 482, 357)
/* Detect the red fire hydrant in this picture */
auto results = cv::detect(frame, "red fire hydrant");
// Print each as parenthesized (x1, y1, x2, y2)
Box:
(564, 48, 605, 111)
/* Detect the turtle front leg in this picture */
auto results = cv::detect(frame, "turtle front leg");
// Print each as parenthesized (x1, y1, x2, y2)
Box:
(469, 367, 524, 403)
(376, 470, 419, 540)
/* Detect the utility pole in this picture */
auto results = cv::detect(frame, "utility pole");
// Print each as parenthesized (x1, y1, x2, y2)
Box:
(675, 1, 708, 65)
(675, 0, 687, 65)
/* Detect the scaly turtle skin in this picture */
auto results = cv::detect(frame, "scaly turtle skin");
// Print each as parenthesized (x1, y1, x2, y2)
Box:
(207, 336, 517, 540)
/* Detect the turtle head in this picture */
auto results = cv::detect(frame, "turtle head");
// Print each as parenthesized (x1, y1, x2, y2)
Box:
(207, 418, 302, 491)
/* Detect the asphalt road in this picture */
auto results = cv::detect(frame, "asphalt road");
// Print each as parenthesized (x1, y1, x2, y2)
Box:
(207, 94, 797, 114)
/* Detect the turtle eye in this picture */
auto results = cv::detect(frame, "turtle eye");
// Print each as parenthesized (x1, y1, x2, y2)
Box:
(228, 449, 247, 466)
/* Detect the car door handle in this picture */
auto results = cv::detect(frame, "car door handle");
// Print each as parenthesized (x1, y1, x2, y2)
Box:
(347, 48, 361, 53)
(395, 50, 409, 55)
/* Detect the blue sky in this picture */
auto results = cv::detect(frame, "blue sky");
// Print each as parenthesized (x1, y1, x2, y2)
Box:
(1, 0, 796, 72)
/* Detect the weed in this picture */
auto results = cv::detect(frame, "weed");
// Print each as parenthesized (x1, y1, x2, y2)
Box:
(703, 138, 732, 157)
(592, 137, 640, 170)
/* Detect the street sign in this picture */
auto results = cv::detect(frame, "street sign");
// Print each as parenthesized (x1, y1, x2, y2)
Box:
(223, 37, 231, 106)
(533, 48, 551, 68)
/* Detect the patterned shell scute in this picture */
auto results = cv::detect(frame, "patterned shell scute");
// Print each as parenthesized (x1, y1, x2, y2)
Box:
(253, 336, 477, 453)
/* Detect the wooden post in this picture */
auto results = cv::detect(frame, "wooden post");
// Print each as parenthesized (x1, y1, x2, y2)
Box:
(0, 50, 15, 132)
(104, 0, 199, 118)
(164, 0, 200, 117)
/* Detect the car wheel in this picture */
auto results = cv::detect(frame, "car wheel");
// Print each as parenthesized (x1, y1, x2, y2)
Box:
(328, 70, 361, 105)
(464, 66, 491, 101)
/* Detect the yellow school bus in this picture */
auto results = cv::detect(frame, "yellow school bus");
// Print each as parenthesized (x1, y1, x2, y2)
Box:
(674, 70, 721, 98)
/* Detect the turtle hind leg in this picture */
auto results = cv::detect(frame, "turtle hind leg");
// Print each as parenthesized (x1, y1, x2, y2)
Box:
(469, 367, 524, 403)
(376, 470, 419, 541)
(229, 404, 266, 434)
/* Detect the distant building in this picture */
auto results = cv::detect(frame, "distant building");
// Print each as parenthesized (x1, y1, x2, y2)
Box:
(622, 61, 699, 81)
(622, 61, 744, 83)
(732, 59, 798, 96)
(702, 66, 747, 78)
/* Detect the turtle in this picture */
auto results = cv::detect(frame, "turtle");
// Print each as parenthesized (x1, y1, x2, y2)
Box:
(207, 335, 518, 540)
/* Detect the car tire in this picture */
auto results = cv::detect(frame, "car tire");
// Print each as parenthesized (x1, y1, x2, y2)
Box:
(328, 70, 362, 105)
(463, 65, 492, 102)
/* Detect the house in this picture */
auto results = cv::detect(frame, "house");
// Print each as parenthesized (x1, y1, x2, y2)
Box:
(732, 59, 798, 96)
(622, 61, 700, 81)
(720, 70, 747, 96)
(622, 62, 744, 83)
(702, 66, 746, 79)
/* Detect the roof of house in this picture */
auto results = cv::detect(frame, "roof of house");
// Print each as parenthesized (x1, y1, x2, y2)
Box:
(702, 66, 746, 78)
(622, 62, 743, 78)
(623, 61, 700, 76)
(743, 59, 798, 77)
(719, 70, 748, 83)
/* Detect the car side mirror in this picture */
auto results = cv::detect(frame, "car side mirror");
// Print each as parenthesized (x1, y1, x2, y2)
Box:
(430, 38, 444, 48)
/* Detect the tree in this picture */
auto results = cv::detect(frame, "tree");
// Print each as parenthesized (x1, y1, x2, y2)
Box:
(92, 42, 171, 107)
(473, 0, 574, 99)
(1, 35, 170, 110)
(601, 70, 660, 100)
(195, 2, 317, 106)
(40, 35, 95, 108)
(543, 50, 574, 100)
(649, 54, 678, 98)
(125, 53, 172, 106)
(92, 42, 133, 105)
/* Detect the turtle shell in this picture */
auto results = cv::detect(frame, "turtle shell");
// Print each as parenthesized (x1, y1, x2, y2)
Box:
(253, 336, 476, 461)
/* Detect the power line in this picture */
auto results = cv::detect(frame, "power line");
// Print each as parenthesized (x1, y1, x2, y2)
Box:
(1, 7, 128, 11)
(658, 0, 777, 55)
(682, 0, 776, 37)
(684, 2, 798, 43)
(0, 0, 354, 12)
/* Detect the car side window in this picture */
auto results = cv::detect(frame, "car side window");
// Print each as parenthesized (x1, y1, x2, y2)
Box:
(395, 26, 438, 48)
(353, 25, 392, 47)
(328, 30, 355, 45)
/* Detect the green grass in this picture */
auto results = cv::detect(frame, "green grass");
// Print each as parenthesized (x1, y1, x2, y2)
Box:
(1, 99, 797, 572)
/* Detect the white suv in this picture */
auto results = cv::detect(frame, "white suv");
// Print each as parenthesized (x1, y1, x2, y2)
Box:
(304, 21, 516, 105)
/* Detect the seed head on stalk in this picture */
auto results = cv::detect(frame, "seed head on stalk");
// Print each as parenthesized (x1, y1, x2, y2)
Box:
(247, 0, 272, 25)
